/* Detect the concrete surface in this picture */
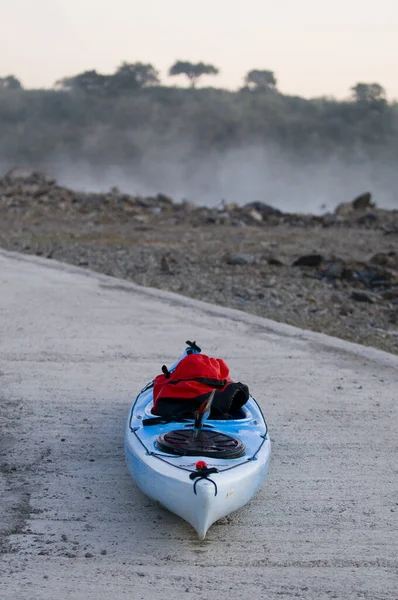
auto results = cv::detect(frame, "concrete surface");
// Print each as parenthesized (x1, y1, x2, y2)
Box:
(0, 248, 397, 600)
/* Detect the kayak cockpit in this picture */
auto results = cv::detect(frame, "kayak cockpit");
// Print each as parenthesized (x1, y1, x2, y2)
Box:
(144, 400, 253, 422)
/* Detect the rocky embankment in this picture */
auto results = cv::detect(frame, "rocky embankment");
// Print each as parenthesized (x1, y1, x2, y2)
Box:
(1, 166, 397, 353)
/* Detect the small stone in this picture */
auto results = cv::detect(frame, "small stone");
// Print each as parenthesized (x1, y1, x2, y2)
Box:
(160, 255, 172, 274)
(84, 552, 94, 558)
(247, 209, 263, 222)
(241, 201, 282, 217)
(293, 254, 323, 267)
(267, 256, 284, 266)
(226, 253, 258, 266)
(351, 291, 376, 303)
(370, 252, 398, 270)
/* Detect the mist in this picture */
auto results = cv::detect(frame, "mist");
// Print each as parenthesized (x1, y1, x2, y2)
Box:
(40, 144, 398, 215)
(1, 86, 397, 213)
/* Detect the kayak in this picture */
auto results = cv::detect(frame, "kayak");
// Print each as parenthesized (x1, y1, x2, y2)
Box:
(124, 345, 271, 539)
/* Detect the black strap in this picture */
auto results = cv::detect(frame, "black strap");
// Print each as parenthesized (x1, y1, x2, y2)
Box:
(189, 467, 218, 479)
(186, 340, 201, 353)
(161, 365, 171, 378)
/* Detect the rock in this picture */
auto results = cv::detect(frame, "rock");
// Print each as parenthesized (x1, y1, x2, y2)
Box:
(383, 222, 398, 235)
(3, 166, 56, 186)
(319, 259, 350, 281)
(267, 256, 284, 266)
(222, 202, 239, 213)
(156, 193, 174, 205)
(33, 187, 52, 200)
(293, 254, 323, 267)
(134, 197, 153, 208)
(231, 218, 247, 227)
(241, 201, 283, 217)
(321, 213, 337, 228)
(352, 192, 374, 211)
(247, 209, 263, 222)
(179, 200, 197, 212)
(216, 211, 232, 225)
(270, 290, 282, 307)
(357, 213, 377, 226)
(226, 253, 258, 266)
(370, 252, 398, 270)
(160, 255, 172, 274)
(334, 192, 374, 217)
(149, 206, 162, 214)
(379, 288, 398, 301)
(354, 266, 392, 288)
(334, 202, 352, 217)
(351, 291, 377, 303)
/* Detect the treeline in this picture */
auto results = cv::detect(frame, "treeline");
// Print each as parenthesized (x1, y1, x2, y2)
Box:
(0, 62, 284, 92)
(0, 61, 397, 171)
(0, 60, 390, 100)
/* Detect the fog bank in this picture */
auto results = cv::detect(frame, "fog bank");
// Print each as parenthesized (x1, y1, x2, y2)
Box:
(40, 145, 398, 214)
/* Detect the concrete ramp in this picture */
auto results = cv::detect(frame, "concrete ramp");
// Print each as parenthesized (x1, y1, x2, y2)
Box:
(1, 249, 397, 600)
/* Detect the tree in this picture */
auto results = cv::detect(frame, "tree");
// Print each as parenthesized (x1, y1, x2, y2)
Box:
(0, 75, 22, 90)
(244, 70, 277, 90)
(169, 61, 219, 87)
(56, 63, 160, 94)
(351, 82, 386, 103)
(110, 62, 160, 92)
(56, 70, 110, 93)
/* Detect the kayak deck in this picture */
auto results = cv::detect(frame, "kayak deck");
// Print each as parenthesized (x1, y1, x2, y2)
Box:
(128, 386, 268, 471)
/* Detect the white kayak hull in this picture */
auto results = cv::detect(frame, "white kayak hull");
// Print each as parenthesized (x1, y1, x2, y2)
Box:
(124, 352, 271, 539)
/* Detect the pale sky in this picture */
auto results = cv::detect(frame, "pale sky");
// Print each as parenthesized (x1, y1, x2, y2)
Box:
(2, 0, 398, 99)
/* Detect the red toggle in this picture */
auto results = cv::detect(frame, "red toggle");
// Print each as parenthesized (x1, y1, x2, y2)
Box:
(195, 460, 207, 470)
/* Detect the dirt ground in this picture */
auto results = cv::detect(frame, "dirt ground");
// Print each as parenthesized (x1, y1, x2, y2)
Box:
(1, 168, 397, 354)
